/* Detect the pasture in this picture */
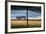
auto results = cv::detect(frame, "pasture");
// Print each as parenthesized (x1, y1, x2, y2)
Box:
(11, 19, 41, 28)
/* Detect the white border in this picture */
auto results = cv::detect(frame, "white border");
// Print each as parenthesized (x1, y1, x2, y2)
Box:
(7, 2, 44, 32)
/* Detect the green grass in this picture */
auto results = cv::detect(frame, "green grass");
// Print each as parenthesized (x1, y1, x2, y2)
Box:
(11, 25, 27, 28)
(11, 25, 41, 28)
(28, 25, 41, 28)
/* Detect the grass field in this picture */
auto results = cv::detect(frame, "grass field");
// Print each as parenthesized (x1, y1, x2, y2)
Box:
(11, 19, 41, 28)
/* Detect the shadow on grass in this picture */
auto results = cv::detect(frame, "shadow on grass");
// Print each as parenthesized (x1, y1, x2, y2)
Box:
(11, 25, 41, 28)
(28, 25, 41, 28)
(11, 25, 27, 29)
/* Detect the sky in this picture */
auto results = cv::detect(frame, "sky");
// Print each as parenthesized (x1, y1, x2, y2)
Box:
(11, 6, 41, 19)
(11, 10, 41, 19)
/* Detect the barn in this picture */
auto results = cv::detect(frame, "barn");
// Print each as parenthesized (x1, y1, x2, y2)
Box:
(16, 16, 26, 20)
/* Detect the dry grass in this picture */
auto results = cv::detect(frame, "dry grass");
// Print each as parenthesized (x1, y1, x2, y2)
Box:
(28, 20, 41, 27)
(11, 20, 27, 26)
(11, 19, 41, 28)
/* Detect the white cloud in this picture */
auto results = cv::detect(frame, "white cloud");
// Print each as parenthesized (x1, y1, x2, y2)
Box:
(28, 16, 41, 19)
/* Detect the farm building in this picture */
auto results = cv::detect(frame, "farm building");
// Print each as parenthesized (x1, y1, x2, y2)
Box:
(16, 16, 26, 20)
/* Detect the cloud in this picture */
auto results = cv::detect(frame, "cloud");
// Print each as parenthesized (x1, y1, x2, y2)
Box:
(28, 16, 41, 19)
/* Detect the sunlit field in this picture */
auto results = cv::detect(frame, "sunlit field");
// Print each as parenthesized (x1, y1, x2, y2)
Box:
(11, 19, 41, 28)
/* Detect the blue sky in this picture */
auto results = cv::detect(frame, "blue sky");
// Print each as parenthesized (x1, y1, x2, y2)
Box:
(11, 10, 41, 19)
